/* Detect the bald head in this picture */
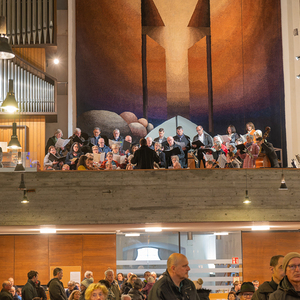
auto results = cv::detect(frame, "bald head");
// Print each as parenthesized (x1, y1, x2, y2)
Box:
(167, 253, 190, 286)
(167, 253, 187, 270)
(2, 281, 12, 290)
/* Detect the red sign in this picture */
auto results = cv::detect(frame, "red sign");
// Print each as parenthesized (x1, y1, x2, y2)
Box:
(232, 257, 239, 264)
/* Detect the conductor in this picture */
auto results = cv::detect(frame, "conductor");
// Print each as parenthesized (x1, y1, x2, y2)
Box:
(131, 138, 160, 169)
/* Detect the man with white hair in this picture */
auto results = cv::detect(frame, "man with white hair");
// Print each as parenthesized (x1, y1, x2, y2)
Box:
(84, 271, 93, 279)
(164, 137, 185, 168)
(105, 269, 120, 300)
(0, 281, 13, 300)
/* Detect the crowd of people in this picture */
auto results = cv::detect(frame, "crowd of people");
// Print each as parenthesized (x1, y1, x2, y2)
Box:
(0, 252, 299, 300)
(42, 122, 280, 171)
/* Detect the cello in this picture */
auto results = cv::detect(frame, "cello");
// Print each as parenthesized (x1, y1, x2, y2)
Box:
(255, 126, 271, 168)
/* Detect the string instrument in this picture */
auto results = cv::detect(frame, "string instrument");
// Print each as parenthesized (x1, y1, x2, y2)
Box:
(255, 126, 271, 168)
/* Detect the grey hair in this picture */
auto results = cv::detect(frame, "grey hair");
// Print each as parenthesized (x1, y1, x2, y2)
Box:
(84, 271, 93, 278)
(54, 129, 63, 137)
(74, 128, 81, 134)
(93, 127, 100, 131)
(68, 281, 76, 286)
(104, 269, 114, 277)
(113, 128, 120, 133)
(171, 155, 179, 162)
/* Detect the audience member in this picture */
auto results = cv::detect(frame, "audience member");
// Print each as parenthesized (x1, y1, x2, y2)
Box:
(123, 275, 137, 295)
(252, 255, 284, 300)
(128, 279, 144, 300)
(142, 276, 155, 297)
(47, 268, 67, 300)
(0, 281, 13, 300)
(237, 282, 255, 300)
(84, 283, 108, 300)
(193, 278, 211, 300)
(104, 269, 120, 300)
(68, 290, 80, 300)
(66, 281, 78, 298)
(117, 273, 125, 289)
(35, 281, 47, 300)
(79, 278, 93, 300)
(22, 271, 38, 300)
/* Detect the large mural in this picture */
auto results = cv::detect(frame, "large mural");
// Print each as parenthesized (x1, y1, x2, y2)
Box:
(76, 0, 285, 160)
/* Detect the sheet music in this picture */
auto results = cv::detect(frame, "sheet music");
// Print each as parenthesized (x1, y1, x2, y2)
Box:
(113, 154, 120, 163)
(93, 153, 101, 162)
(109, 139, 122, 148)
(120, 156, 126, 164)
(219, 135, 230, 144)
(174, 141, 185, 148)
(217, 154, 227, 168)
(203, 154, 214, 161)
(55, 138, 70, 148)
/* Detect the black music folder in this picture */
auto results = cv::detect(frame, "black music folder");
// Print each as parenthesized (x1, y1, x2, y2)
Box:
(122, 140, 132, 152)
(48, 153, 66, 163)
(236, 144, 246, 152)
(192, 140, 204, 148)
(163, 147, 181, 157)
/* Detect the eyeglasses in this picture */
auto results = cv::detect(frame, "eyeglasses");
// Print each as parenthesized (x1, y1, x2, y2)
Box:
(242, 294, 253, 298)
(287, 264, 300, 270)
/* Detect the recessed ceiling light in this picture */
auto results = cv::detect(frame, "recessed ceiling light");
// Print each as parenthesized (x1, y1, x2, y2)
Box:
(40, 228, 56, 234)
(53, 58, 59, 64)
(145, 228, 162, 232)
(125, 233, 140, 237)
(251, 226, 270, 231)
(214, 232, 229, 235)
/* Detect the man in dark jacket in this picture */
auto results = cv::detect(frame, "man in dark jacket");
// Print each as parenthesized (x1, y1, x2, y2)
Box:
(0, 281, 13, 300)
(164, 136, 185, 168)
(22, 270, 39, 300)
(173, 126, 191, 168)
(47, 268, 67, 300)
(148, 253, 199, 300)
(256, 137, 279, 168)
(131, 138, 159, 169)
(269, 252, 300, 300)
(252, 255, 284, 300)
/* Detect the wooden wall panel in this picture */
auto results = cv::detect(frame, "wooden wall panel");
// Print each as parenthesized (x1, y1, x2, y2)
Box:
(0, 116, 46, 169)
(49, 235, 83, 267)
(82, 235, 116, 282)
(14, 235, 49, 285)
(13, 48, 46, 72)
(0, 236, 15, 284)
(242, 232, 300, 284)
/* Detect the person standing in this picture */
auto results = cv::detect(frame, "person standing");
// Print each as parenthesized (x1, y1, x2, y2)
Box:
(0, 282, 13, 300)
(104, 269, 120, 300)
(47, 268, 67, 300)
(252, 255, 284, 300)
(22, 271, 39, 300)
(148, 253, 199, 300)
(131, 138, 159, 169)
(269, 252, 300, 300)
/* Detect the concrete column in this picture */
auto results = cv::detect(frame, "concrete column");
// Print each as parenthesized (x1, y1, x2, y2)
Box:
(68, 0, 76, 137)
(281, 0, 300, 166)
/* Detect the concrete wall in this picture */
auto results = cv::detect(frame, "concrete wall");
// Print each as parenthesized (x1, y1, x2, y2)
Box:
(1, 168, 299, 226)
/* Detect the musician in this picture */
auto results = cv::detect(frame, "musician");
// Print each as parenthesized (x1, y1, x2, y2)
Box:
(98, 138, 111, 156)
(213, 136, 228, 155)
(225, 152, 241, 168)
(45, 129, 64, 155)
(164, 136, 185, 168)
(256, 137, 279, 168)
(131, 138, 159, 169)
(88, 127, 102, 146)
(154, 142, 166, 168)
(112, 128, 124, 143)
(44, 146, 63, 170)
(154, 128, 167, 148)
(173, 126, 191, 168)
(237, 134, 259, 168)
(146, 137, 155, 150)
(66, 128, 85, 152)
(246, 122, 257, 143)
(192, 125, 213, 168)
(226, 125, 240, 144)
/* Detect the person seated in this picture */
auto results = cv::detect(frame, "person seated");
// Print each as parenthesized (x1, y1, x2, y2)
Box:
(98, 138, 111, 156)
(66, 128, 85, 152)
(212, 141, 226, 166)
(146, 137, 155, 149)
(131, 144, 139, 154)
(154, 142, 166, 168)
(65, 142, 82, 170)
(154, 128, 167, 148)
(126, 155, 135, 170)
(225, 152, 241, 168)
(226, 125, 240, 144)
(61, 164, 70, 170)
(170, 155, 182, 169)
(205, 161, 214, 168)
(237, 134, 259, 168)
(164, 136, 185, 168)
(77, 155, 88, 170)
(100, 152, 121, 170)
(45, 129, 64, 155)
(44, 146, 63, 170)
